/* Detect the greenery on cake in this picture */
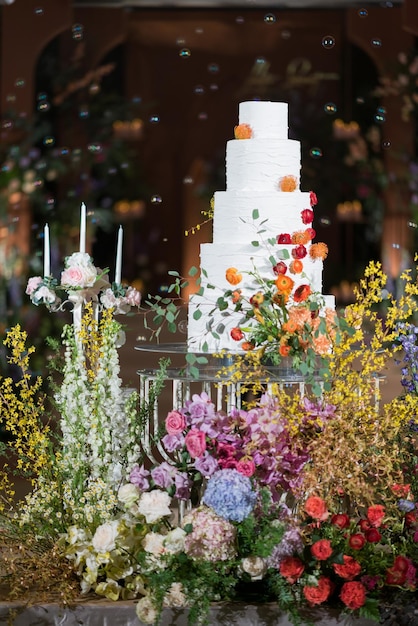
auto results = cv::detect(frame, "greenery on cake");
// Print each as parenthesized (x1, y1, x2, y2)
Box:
(1, 260, 418, 625)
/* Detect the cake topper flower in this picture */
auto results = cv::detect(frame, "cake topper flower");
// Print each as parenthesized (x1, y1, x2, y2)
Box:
(234, 123, 252, 139)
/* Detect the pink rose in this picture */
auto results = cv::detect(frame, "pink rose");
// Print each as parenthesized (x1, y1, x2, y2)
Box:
(165, 410, 186, 435)
(184, 429, 206, 458)
(236, 459, 256, 477)
(61, 266, 85, 287)
(125, 286, 141, 307)
(26, 276, 42, 295)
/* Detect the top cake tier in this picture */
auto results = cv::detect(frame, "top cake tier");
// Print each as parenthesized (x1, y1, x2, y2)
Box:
(239, 101, 289, 139)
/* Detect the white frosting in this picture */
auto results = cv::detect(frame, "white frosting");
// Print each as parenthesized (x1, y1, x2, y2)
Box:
(238, 101, 288, 139)
(199, 243, 323, 293)
(187, 100, 333, 354)
(226, 139, 300, 191)
(212, 192, 311, 244)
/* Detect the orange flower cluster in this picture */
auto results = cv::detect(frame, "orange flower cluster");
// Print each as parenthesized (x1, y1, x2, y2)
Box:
(234, 124, 252, 139)
(279, 175, 298, 192)
(274, 275, 295, 304)
(291, 230, 311, 245)
(310, 242, 328, 260)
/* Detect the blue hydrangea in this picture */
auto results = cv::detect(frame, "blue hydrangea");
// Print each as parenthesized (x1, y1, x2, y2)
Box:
(398, 499, 416, 513)
(202, 468, 257, 522)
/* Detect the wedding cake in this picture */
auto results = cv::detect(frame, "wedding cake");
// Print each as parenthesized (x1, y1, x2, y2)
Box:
(187, 100, 334, 354)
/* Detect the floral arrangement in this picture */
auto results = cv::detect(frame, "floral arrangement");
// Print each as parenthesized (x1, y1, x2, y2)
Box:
(184, 206, 350, 394)
(1, 260, 418, 626)
(25, 251, 141, 315)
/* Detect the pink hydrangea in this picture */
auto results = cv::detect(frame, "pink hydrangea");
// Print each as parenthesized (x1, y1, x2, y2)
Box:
(182, 506, 237, 561)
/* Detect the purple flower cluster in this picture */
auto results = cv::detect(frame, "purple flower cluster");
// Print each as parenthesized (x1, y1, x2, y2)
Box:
(394, 323, 418, 395)
(134, 391, 334, 504)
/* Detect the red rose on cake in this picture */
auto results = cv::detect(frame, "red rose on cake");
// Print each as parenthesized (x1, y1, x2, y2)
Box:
(273, 261, 287, 275)
(301, 208, 314, 224)
(292, 244, 307, 259)
(277, 233, 292, 244)
(309, 191, 318, 206)
(294, 284, 311, 303)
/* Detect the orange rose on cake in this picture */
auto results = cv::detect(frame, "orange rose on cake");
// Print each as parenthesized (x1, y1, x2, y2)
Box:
(225, 267, 242, 285)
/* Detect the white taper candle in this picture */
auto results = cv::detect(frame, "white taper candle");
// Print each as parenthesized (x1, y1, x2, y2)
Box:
(115, 225, 123, 284)
(43, 223, 50, 277)
(79, 202, 86, 253)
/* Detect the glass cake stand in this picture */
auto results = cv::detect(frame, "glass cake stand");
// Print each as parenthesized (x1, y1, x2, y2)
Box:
(135, 342, 309, 382)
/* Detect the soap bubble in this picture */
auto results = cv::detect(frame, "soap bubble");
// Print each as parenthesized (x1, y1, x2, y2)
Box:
(309, 147, 323, 159)
(264, 13, 276, 24)
(179, 48, 191, 58)
(195, 27, 204, 34)
(14, 78, 25, 88)
(194, 85, 205, 95)
(319, 216, 332, 227)
(37, 101, 50, 112)
(198, 112, 208, 121)
(374, 112, 385, 124)
(382, 140, 391, 149)
(178, 320, 188, 334)
(408, 221, 418, 230)
(72, 23, 84, 41)
(88, 143, 103, 153)
(208, 62, 219, 73)
(281, 30, 291, 39)
(34, 7, 44, 15)
(209, 83, 218, 91)
(358, 8, 368, 17)
(43, 136, 55, 147)
(183, 176, 194, 184)
(371, 38, 382, 48)
(6, 94, 16, 103)
(324, 102, 337, 115)
(322, 36, 335, 49)
(149, 115, 160, 124)
(151, 194, 162, 204)
(236, 16, 245, 24)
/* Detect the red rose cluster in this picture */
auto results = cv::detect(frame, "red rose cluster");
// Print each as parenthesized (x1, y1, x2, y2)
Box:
(277, 495, 418, 615)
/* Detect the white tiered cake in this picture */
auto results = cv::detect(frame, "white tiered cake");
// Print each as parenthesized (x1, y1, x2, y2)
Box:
(187, 100, 334, 354)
